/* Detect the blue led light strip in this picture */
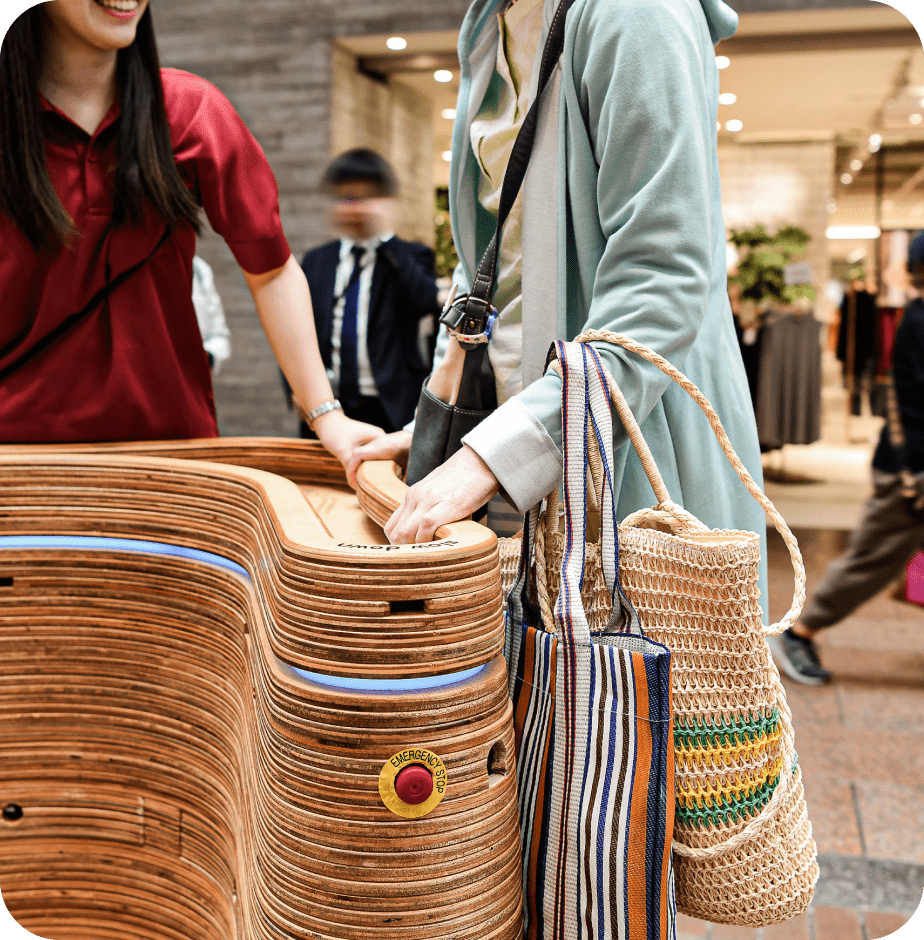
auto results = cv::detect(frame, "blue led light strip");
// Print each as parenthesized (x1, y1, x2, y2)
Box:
(291, 665, 487, 693)
(0, 534, 250, 578)
(0, 535, 491, 693)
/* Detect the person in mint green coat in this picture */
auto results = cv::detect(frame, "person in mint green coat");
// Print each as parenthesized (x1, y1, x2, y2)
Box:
(351, 0, 769, 616)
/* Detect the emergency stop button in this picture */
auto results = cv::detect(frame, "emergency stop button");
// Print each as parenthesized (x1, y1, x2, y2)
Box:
(394, 764, 433, 805)
(379, 747, 447, 818)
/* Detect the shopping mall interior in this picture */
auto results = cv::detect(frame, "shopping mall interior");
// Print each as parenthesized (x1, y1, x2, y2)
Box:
(149, 1, 924, 937)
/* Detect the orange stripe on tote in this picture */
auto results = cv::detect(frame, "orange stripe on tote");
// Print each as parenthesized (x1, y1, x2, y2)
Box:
(626, 652, 652, 938)
(514, 631, 538, 753)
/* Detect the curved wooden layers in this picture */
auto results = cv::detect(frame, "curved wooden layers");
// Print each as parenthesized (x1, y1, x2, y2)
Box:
(0, 441, 523, 940)
(0, 443, 502, 679)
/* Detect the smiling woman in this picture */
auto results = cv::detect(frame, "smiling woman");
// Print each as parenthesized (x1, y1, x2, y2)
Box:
(0, 1, 383, 464)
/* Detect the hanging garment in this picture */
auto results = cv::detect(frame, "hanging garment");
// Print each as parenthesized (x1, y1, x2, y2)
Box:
(755, 310, 822, 451)
(836, 288, 878, 416)
(733, 314, 763, 409)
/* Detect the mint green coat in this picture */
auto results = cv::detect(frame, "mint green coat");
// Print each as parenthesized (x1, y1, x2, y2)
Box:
(448, 0, 770, 615)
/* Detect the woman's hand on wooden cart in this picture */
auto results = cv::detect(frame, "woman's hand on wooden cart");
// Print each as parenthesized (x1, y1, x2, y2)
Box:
(313, 411, 385, 471)
(346, 430, 413, 489)
(384, 445, 499, 544)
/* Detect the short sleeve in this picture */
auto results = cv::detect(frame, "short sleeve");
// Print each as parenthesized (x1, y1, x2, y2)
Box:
(163, 69, 291, 274)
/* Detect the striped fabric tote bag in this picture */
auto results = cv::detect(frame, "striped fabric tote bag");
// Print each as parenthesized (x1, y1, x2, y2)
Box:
(505, 340, 676, 940)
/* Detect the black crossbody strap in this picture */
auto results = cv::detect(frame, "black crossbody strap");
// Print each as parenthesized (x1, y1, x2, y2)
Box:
(442, 0, 577, 336)
(0, 225, 172, 384)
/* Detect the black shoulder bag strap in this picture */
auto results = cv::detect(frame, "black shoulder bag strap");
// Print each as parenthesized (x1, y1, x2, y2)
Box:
(0, 225, 172, 384)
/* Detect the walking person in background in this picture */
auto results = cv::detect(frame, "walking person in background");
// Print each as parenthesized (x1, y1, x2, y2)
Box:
(192, 256, 231, 375)
(773, 233, 924, 685)
(286, 149, 441, 436)
(0, 0, 381, 464)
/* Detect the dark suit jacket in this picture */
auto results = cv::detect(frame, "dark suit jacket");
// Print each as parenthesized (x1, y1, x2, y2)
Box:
(300, 237, 440, 430)
(873, 297, 924, 474)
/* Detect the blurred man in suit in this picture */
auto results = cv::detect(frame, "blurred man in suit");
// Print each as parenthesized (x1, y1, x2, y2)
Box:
(288, 149, 440, 436)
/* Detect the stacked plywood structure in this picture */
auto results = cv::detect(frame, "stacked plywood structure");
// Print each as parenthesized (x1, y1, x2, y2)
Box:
(0, 440, 522, 940)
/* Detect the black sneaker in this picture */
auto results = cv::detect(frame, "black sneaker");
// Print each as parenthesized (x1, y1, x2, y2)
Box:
(770, 629, 831, 686)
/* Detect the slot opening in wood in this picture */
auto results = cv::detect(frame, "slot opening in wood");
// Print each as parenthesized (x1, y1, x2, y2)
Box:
(487, 741, 508, 776)
(389, 599, 427, 615)
(0, 577, 13, 587)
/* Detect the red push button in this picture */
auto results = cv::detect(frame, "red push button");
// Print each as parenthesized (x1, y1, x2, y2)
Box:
(394, 764, 433, 805)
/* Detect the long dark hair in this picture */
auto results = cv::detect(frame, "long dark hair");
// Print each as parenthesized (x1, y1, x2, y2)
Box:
(0, 5, 201, 251)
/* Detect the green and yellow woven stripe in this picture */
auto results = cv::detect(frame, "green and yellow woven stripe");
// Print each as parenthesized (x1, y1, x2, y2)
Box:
(674, 710, 786, 828)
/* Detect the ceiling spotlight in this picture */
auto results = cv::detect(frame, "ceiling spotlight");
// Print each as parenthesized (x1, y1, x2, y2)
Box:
(441, 151, 452, 162)
(827, 201, 838, 215)
(725, 119, 743, 132)
(718, 92, 737, 106)
(441, 108, 457, 120)
(911, 113, 923, 125)
(850, 159, 863, 172)
(434, 70, 453, 83)
(840, 173, 853, 185)
(827, 226, 881, 239)
(868, 133, 882, 153)
(386, 36, 408, 51)
(716, 55, 730, 70)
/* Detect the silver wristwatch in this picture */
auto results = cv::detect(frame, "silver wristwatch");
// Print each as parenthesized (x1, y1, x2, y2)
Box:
(303, 399, 342, 428)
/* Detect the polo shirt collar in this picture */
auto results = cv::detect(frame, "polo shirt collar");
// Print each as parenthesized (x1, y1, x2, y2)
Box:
(39, 87, 121, 141)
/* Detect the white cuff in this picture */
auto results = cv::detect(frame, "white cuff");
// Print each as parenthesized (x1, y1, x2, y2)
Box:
(463, 398, 562, 514)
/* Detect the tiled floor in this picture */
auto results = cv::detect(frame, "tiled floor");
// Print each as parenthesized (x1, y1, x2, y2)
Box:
(678, 525, 924, 940)
(677, 906, 910, 939)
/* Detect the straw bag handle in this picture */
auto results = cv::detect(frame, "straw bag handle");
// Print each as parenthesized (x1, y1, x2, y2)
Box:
(566, 329, 806, 638)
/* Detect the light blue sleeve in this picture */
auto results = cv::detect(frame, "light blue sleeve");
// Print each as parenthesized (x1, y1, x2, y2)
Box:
(465, 0, 721, 512)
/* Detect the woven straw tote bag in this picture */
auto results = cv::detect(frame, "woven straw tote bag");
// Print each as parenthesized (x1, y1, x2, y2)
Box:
(500, 331, 818, 928)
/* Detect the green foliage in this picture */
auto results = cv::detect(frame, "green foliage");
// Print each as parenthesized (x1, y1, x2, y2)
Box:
(434, 190, 459, 280)
(728, 223, 816, 306)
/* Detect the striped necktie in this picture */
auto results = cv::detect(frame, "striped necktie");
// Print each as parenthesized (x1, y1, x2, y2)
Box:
(338, 244, 366, 408)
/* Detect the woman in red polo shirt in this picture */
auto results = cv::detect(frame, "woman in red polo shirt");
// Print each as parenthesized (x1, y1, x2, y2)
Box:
(0, 0, 381, 463)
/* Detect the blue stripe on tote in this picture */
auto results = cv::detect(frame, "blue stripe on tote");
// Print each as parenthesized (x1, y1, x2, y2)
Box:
(0, 534, 250, 578)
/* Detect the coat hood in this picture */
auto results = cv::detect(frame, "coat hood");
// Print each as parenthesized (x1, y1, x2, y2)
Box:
(699, 0, 737, 43)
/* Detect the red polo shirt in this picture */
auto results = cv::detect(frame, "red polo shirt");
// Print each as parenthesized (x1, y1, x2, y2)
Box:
(0, 69, 291, 442)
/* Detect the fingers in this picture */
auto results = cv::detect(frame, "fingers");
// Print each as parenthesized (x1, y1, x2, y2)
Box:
(346, 450, 365, 490)
(346, 430, 413, 490)
(383, 446, 501, 544)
